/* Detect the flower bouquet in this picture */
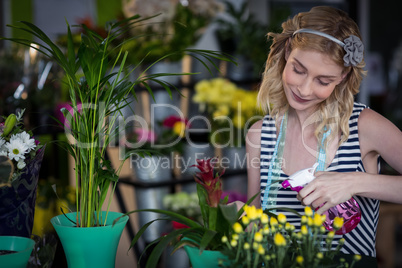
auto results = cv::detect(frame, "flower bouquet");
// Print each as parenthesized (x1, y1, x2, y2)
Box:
(219, 206, 362, 268)
(0, 110, 45, 237)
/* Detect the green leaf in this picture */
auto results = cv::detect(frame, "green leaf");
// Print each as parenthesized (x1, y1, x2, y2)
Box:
(196, 183, 209, 228)
(219, 203, 239, 225)
(208, 206, 218, 231)
(199, 229, 217, 252)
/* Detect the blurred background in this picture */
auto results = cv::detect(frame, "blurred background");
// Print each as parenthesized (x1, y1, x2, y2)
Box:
(0, 0, 401, 267)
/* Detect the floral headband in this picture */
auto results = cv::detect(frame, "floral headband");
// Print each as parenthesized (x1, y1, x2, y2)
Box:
(293, 28, 364, 67)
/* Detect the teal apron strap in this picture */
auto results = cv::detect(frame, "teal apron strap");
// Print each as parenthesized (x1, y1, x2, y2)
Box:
(262, 112, 288, 210)
(317, 128, 331, 171)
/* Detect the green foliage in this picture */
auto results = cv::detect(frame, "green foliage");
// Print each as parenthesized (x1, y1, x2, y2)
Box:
(2, 14, 235, 227)
(119, 187, 259, 268)
(216, 1, 290, 76)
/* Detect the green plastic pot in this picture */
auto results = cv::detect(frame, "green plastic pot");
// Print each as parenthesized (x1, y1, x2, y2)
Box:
(51, 211, 128, 268)
(0, 236, 35, 268)
(184, 245, 230, 268)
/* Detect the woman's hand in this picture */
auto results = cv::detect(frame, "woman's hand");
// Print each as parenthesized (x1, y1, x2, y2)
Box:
(296, 171, 357, 215)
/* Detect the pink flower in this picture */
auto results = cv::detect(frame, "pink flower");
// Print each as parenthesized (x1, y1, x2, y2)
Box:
(134, 128, 157, 143)
(193, 157, 225, 207)
(162, 115, 189, 128)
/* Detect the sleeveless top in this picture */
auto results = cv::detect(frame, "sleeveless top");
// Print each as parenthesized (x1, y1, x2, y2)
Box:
(260, 102, 379, 257)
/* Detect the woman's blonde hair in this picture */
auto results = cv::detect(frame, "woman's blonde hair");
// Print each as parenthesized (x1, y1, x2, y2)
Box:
(258, 6, 366, 149)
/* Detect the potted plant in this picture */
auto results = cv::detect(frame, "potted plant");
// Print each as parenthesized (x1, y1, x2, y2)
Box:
(0, 110, 45, 238)
(192, 77, 263, 191)
(0, 110, 44, 268)
(1, 13, 233, 267)
(123, 157, 258, 267)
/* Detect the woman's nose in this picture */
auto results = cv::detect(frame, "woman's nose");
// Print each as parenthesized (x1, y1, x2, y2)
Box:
(297, 78, 312, 97)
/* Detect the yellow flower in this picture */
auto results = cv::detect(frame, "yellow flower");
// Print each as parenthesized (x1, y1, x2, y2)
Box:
(242, 216, 250, 225)
(301, 215, 307, 224)
(354, 255, 362, 261)
(304, 206, 313, 216)
(244, 205, 258, 220)
(221, 236, 228, 243)
(232, 234, 239, 240)
(244, 243, 250, 250)
(261, 214, 269, 224)
(307, 217, 313, 226)
(301, 225, 308, 235)
(212, 105, 230, 119)
(295, 232, 302, 240)
(274, 233, 286, 247)
(254, 232, 263, 242)
(285, 222, 292, 231)
(313, 213, 323, 227)
(333, 217, 344, 230)
(256, 208, 264, 219)
(320, 226, 326, 233)
(296, 256, 304, 264)
(270, 217, 278, 226)
(231, 239, 238, 247)
(173, 121, 186, 138)
(233, 222, 243, 233)
(327, 231, 335, 239)
(277, 213, 287, 224)
(263, 226, 270, 235)
(316, 252, 323, 259)
(257, 244, 265, 255)
(339, 238, 345, 245)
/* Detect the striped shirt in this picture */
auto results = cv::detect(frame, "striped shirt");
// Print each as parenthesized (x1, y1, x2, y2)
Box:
(260, 102, 379, 257)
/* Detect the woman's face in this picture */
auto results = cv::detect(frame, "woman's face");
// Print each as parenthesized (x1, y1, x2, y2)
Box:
(282, 48, 345, 113)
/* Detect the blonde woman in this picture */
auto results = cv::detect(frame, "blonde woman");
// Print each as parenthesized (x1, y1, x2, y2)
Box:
(246, 6, 402, 265)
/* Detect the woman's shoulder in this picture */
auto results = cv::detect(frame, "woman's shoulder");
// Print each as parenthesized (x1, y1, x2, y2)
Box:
(356, 102, 402, 158)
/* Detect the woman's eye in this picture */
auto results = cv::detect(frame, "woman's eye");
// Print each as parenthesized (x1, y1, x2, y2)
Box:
(318, 80, 330, 86)
(293, 67, 304, 74)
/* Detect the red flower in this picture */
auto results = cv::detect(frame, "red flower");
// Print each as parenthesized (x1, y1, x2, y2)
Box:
(162, 115, 189, 128)
(193, 158, 225, 207)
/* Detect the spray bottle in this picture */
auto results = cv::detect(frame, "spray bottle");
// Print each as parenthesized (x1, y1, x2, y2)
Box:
(281, 163, 361, 235)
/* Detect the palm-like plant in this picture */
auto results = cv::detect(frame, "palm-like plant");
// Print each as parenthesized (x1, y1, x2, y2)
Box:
(1, 14, 234, 227)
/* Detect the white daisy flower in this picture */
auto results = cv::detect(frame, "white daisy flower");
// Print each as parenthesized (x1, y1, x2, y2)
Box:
(6, 139, 28, 162)
(17, 159, 26, 169)
(0, 138, 5, 148)
(10, 132, 36, 153)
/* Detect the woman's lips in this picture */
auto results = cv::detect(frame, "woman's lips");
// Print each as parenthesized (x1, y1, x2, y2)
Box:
(292, 91, 310, 103)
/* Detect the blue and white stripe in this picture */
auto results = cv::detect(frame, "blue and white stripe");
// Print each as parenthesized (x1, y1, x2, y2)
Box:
(260, 103, 379, 257)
